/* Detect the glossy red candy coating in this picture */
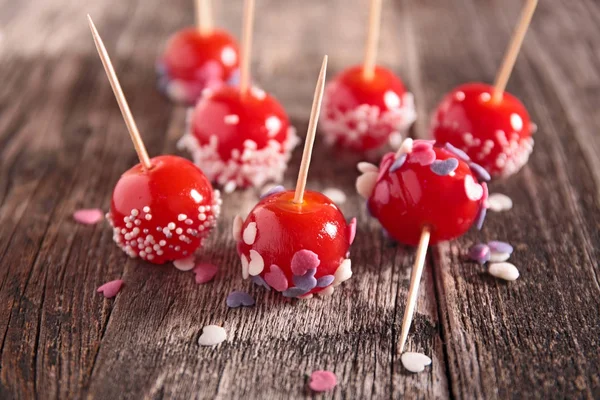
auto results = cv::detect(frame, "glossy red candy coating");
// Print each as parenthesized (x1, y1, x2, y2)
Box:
(321, 65, 415, 151)
(367, 147, 482, 245)
(180, 86, 298, 190)
(431, 82, 534, 178)
(158, 28, 239, 103)
(108, 155, 220, 264)
(236, 190, 353, 298)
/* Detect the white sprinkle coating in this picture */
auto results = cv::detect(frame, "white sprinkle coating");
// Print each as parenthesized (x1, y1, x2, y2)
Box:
(248, 250, 264, 276)
(321, 81, 416, 149)
(232, 215, 243, 241)
(333, 258, 352, 286)
(489, 252, 511, 262)
(488, 193, 513, 212)
(356, 171, 378, 199)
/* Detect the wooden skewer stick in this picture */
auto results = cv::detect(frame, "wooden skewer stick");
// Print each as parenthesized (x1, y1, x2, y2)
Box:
(293, 55, 328, 204)
(196, 0, 213, 35)
(87, 15, 153, 171)
(398, 226, 431, 354)
(363, 0, 383, 80)
(492, 0, 538, 102)
(239, 0, 255, 94)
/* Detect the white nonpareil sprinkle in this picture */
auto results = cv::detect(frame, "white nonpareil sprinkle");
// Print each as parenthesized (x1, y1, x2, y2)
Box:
(401, 352, 432, 373)
(488, 193, 513, 212)
(243, 222, 257, 245)
(488, 262, 520, 281)
(173, 256, 195, 271)
(489, 252, 511, 262)
(248, 249, 264, 276)
(198, 325, 227, 346)
(232, 215, 243, 241)
(323, 187, 347, 205)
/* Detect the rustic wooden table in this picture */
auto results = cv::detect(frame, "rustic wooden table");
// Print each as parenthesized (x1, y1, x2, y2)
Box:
(1, 0, 599, 398)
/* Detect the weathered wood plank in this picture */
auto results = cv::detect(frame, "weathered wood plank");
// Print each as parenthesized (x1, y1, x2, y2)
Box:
(0, 0, 599, 398)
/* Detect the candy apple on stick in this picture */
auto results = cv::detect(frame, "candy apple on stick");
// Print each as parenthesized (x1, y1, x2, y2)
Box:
(234, 56, 356, 299)
(88, 16, 220, 264)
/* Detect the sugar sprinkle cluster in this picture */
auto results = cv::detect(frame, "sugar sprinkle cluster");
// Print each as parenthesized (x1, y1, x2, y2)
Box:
(468, 240, 519, 281)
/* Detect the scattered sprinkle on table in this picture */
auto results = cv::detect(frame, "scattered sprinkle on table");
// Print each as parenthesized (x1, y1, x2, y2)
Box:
(308, 370, 337, 392)
(193, 263, 218, 284)
(173, 256, 196, 271)
(198, 325, 227, 346)
(97, 279, 124, 298)
(401, 352, 432, 373)
(488, 262, 520, 281)
(487, 193, 513, 212)
(468, 243, 491, 265)
(73, 208, 104, 225)
(226, 291, 255, 308)
(323, 187, 347, 204)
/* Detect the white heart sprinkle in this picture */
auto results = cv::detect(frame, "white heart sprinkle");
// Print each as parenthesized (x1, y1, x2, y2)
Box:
(488, 193, 513, 212)
(401, 352, 432, 373)
(173, 256, 195, 271)
(357, 162, 379, 174)
(464, 175, 483, 201)
(488, 262, 520, 281)
(248, 250, 264, 276)
(232, 215, 243, 241)
(333, 259, 352, 286)
(241, 254, 249, 279)
(399, 137, 413, 154)
(243, 222, 257, 245)
(198, 325, 227, 346)
(323, 187, 347, 204)
(356, 172, 378, 199)
(489, 251, 511, 262)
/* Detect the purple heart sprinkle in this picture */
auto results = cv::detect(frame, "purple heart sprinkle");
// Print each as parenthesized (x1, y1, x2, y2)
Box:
(282, 287, 308, 298)
(389, 153, 407, 173)
(260, 185, 285, 199)
(488, 240, 513, 254)
(293, 268, 318, 291)
(430, 158, 459, 176)
(469, 162, 491, 182)
(475, 206, 487, 230)
(444, 143, 470, 161)
(317, 275, 335, 288)
(226, 291, 255, 308)
(252, 275, 271, 291)
(468, 243, 491, 265)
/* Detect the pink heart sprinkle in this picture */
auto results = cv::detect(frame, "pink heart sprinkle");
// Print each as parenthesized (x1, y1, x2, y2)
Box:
(73, 209, 104, 225)
(464, 175, 484, 201)
(264, 264, 288, 292)
(412, 140, 435, 151)
(193, 263, 218, 284)
(408, 148, 436, 166)
(347, 218, 357, 245)
(291, 249, 320, 276)
(309, 370, 337, 392)
(97, 279, 123, 298)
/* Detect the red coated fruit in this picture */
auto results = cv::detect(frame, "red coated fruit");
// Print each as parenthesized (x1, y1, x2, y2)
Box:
(107, 155, 221, 264)
(357, 139, 487, 246)
(157, 28, 240, 104)
(233, 189, 356, 299)
(431, 82, 535, 178)
(321, 65, 416, 152)
(178, 86, 299, 192)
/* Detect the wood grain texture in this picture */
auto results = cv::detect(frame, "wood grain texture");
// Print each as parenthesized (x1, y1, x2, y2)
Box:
(0, 0, 598, 399)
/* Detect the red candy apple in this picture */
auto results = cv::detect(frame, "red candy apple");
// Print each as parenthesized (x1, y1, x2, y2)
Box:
(233, 189, 355, 299)
(178, 86, 299, 192)
(430, 82, 535, 178)
(107, 155, 221, 264)
(357, 139, 488, 245)
(157, 28, 240, 104)
(321, 65, 416, 152)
